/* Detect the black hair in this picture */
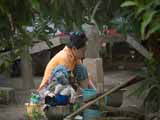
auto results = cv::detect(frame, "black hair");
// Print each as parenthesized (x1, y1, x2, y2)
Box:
(67, 32, 88, 49)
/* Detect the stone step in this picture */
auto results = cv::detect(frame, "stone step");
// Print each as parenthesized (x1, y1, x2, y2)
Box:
(0, 87, 15, 104)
(15, 89, 37, 104)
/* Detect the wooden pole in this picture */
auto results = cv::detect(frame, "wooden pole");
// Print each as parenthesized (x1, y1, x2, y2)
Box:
(64, 75, 142, 120)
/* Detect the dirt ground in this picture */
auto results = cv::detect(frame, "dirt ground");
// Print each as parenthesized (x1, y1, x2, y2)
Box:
(0, 104, 26, 120)
(0, 70, 143, 120)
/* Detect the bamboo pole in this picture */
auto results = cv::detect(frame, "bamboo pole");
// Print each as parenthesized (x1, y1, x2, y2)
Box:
(64, 75, 142, 120)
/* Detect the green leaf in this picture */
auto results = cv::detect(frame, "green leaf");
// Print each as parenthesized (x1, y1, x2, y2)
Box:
(135, 6, 145, 17)
(30, 0, 40, 10)
(50, 0, 54, 4)
(121, 1, 137, 7)
(46, 40, 53, 49)
(145, 23, 160, 39)
(141, 11, 157, 40)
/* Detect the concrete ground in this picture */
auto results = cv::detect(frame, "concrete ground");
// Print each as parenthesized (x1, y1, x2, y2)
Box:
(0, 70, 143, 120)
(0, 104, 26, 120)
(104, 70, 144, 109)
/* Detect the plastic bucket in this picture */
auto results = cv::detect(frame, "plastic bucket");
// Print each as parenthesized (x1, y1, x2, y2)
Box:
(81, 89, 96, 101)
(45, 105, 70, 120)
(105, 90, 124, 107)
(83, 109, 101, 120)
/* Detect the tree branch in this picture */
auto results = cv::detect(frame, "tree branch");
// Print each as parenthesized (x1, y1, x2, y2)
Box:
(91, 0, 102, 19)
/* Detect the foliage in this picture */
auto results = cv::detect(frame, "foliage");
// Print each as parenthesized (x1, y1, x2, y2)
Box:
(109, 16, 140, 35)
(0, 52, 13, 74)
(121, 0, 160, 40)
(25, 109, 44, 120)
(31, 109, 44, 120)
(120, 0, 160, 113)
(0, 0, 124, 73)
(0, 0, 56, 73)
(133, 56, 160, 112)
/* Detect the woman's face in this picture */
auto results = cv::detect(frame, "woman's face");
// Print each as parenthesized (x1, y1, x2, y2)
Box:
(73, 46, 87, 59)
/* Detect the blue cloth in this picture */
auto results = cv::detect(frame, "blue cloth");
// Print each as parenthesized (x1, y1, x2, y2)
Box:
(55, 94, 69, 105)
(49, 65, 70, 85)
(49, 64, 88, 84)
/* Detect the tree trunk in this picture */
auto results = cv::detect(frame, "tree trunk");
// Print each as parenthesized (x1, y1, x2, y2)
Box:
(21, 47, 34, 89)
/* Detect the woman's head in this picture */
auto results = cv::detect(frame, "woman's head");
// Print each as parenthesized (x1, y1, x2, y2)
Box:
(67, 32, 88, 59)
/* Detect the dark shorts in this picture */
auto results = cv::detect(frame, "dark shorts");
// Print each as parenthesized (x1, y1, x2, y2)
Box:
(73, 64, 88, 82)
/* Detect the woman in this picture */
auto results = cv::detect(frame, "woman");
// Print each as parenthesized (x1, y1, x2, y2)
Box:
(38, 32, 90, 92)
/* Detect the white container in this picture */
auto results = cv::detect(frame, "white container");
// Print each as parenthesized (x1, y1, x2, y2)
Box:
(74, 115, 83, 120)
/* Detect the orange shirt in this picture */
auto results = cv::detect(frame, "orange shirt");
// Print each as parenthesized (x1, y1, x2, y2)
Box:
(37, 46, 78, 91)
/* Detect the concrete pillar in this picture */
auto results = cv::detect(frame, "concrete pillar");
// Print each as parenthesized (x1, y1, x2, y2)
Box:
(83, 58, 104, 93)
(82, 23, 100, 58)
(82, 24, 104, 93)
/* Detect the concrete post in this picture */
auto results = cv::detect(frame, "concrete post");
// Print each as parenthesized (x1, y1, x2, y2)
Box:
(83, 58, 104, 93)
